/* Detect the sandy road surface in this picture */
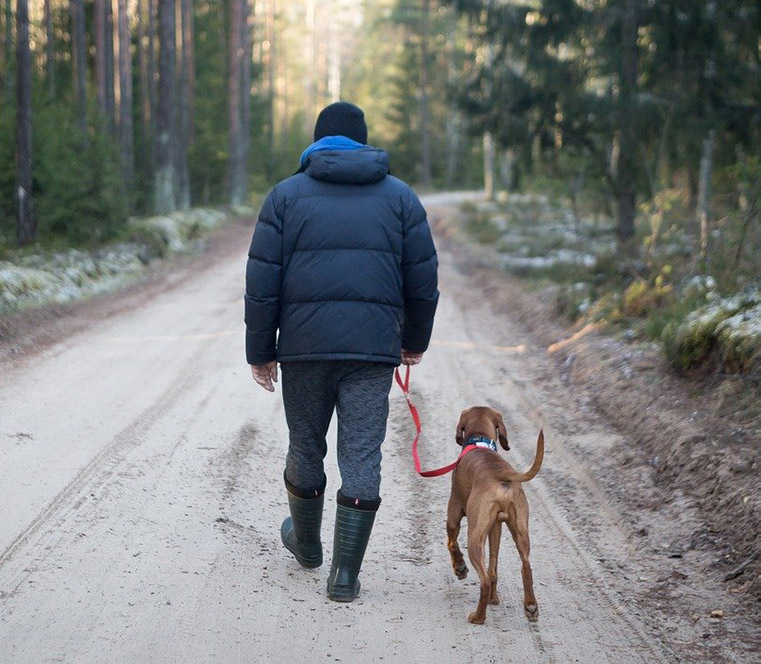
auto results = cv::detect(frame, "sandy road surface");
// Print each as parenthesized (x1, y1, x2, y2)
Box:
(0, 193, 736, 663)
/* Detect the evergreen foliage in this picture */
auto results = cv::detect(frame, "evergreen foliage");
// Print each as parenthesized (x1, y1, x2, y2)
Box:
(447, 0, 761, 254)
(1, 0, 267, 248)
(2, 0, 758, 254)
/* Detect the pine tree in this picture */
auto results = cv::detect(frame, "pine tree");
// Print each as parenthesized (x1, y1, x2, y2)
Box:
(16, 0, 35, 245)
(70, 0, 87, 132)
(155, 0, 177, 213)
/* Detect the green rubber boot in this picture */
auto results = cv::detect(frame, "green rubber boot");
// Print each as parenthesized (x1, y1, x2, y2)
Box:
(281, 489, 324, 569)
(327, 498, 378, 602)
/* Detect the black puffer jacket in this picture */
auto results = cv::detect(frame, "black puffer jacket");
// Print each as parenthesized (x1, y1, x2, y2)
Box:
(244, 147, 439, 365)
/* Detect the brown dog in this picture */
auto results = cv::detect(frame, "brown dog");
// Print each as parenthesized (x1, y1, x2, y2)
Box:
(446, 406, 544, 624)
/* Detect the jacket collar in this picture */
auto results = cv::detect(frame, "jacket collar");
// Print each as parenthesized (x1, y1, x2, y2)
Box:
(299, 135, 365, 168)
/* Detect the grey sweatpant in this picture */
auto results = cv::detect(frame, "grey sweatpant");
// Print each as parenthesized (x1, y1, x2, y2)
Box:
(280, 361, 395, 501)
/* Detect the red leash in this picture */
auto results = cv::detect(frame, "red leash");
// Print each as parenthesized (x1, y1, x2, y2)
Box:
(394, 366, 478, 477)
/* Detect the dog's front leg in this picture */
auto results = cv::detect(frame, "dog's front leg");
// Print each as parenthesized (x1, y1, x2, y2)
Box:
(446, 501, 468, 580)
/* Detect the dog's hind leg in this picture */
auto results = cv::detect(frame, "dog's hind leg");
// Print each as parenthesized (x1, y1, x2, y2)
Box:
(487, 522, 501, 605)
(507, 501, 538, 622)
(446, 499, 468, 580)
(465, 508, 492, 624)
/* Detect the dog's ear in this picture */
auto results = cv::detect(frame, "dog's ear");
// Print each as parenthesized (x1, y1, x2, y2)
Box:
(455, 411, 467, 446)
(494, 411, 510, 451)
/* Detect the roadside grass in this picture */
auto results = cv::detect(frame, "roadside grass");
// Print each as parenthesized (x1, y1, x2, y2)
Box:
(0, 201, 260, 316)
(459, 185, 761, 420)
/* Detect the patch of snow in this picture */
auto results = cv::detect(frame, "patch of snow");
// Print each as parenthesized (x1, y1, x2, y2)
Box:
(0, 207, 237, 315)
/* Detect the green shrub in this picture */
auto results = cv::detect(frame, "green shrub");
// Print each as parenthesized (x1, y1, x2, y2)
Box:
(464, 213, 502, 245)
(0, 100, 128, 248)
(33, 107, 127, 244)
(662, 291, 761, 373)
(622, 270, 673, 317)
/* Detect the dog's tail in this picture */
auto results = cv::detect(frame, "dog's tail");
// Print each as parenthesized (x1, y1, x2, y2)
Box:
(499, 430, 544, 483)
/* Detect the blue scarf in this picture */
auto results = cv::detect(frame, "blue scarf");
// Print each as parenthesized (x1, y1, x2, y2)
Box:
(299, 135, 365, 169)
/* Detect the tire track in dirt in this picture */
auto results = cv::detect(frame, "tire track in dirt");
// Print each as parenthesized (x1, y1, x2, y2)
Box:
(0, 353, 206, 575)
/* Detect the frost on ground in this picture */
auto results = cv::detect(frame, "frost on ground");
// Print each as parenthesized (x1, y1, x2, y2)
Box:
(664, 290, 761, 373)
(466, 196, 615, 274)
(0, 207, 251, 314)
(464, 194, 761, 378)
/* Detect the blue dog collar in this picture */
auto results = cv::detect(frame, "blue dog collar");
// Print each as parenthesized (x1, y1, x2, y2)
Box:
(463, 436, 498, 452)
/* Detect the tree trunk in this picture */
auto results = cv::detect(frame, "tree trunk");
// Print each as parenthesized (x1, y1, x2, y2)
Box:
(105, 0, 116, 132)
(419, 0, 432, 187)
(4, 0, 13, 89)
(303, 0, 315, 136)
(95, 0, 108, 119)
(445, 111, 461, 188)
(147, 0, 158, 170)
(616, 186, 636, 249)
(148, 0, 157, 112)
(175, 0, 191, 209)
(71, 0, 87, 132)
(265, 0, 276, 161)
(228, 0, 245, 205)
(117, 0, 134, 185)
(483, 132, 495, 200)
(154, 0, 177, 213)
(327, 21, 339, 101)
(240, 0, 253, 188)
(278, 15, 289, 132)
(136, 0, 152, 157)
(44, 0, 55, 99)
(687, 166, 698, 212)
(614, 0, 639, 254)
(16, 0, 35, 246)
(697, 2, 718, 265)
(444, 17, 461, 189)
(697, 128, 716, 263)
(499, 148, 516, 192)
(182, 0, 194, 139)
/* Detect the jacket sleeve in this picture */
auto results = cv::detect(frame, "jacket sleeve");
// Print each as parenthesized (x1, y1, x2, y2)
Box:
(401, 189, 439, 353)
(244, 189, 284, 365)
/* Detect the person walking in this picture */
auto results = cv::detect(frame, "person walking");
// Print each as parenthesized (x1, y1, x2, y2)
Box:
(244, 101, 438, 602)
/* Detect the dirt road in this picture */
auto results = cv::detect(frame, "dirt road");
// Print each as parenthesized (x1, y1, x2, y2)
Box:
(0, 194, 752, 663)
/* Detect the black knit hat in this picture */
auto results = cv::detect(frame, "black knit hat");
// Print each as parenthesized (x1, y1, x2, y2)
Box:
(313, 102, 368, 144)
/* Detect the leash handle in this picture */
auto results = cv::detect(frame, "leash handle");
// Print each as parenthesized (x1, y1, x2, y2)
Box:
(394, 366, 477, 478)
(395, 364, 411, 393)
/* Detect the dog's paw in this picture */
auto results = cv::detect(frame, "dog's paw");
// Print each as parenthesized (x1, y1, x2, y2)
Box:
(467, 611, 485, 625)
(525, 603, 539, 622)
(454, 562, 468, 580)
(488, 592, 500, 605)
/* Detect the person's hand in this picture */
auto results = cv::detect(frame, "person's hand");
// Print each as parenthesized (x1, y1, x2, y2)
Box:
(250, 361, 278, 392)
(401, 349, 423, 366)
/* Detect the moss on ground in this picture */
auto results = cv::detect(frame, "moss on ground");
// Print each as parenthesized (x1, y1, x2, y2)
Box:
(0, 207, 252, 315)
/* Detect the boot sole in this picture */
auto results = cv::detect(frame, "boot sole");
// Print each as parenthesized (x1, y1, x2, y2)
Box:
(327, 579, 360, 602)
(284, 547, 322, 568)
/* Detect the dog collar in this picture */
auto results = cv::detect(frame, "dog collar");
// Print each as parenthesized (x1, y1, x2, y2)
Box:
(463, 436, 498, 452)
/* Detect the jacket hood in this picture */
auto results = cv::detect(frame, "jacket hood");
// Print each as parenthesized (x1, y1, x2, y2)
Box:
(304, 147, 390, 185)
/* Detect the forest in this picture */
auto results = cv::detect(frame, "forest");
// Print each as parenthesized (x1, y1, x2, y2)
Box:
(0, 0, 759, 265)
